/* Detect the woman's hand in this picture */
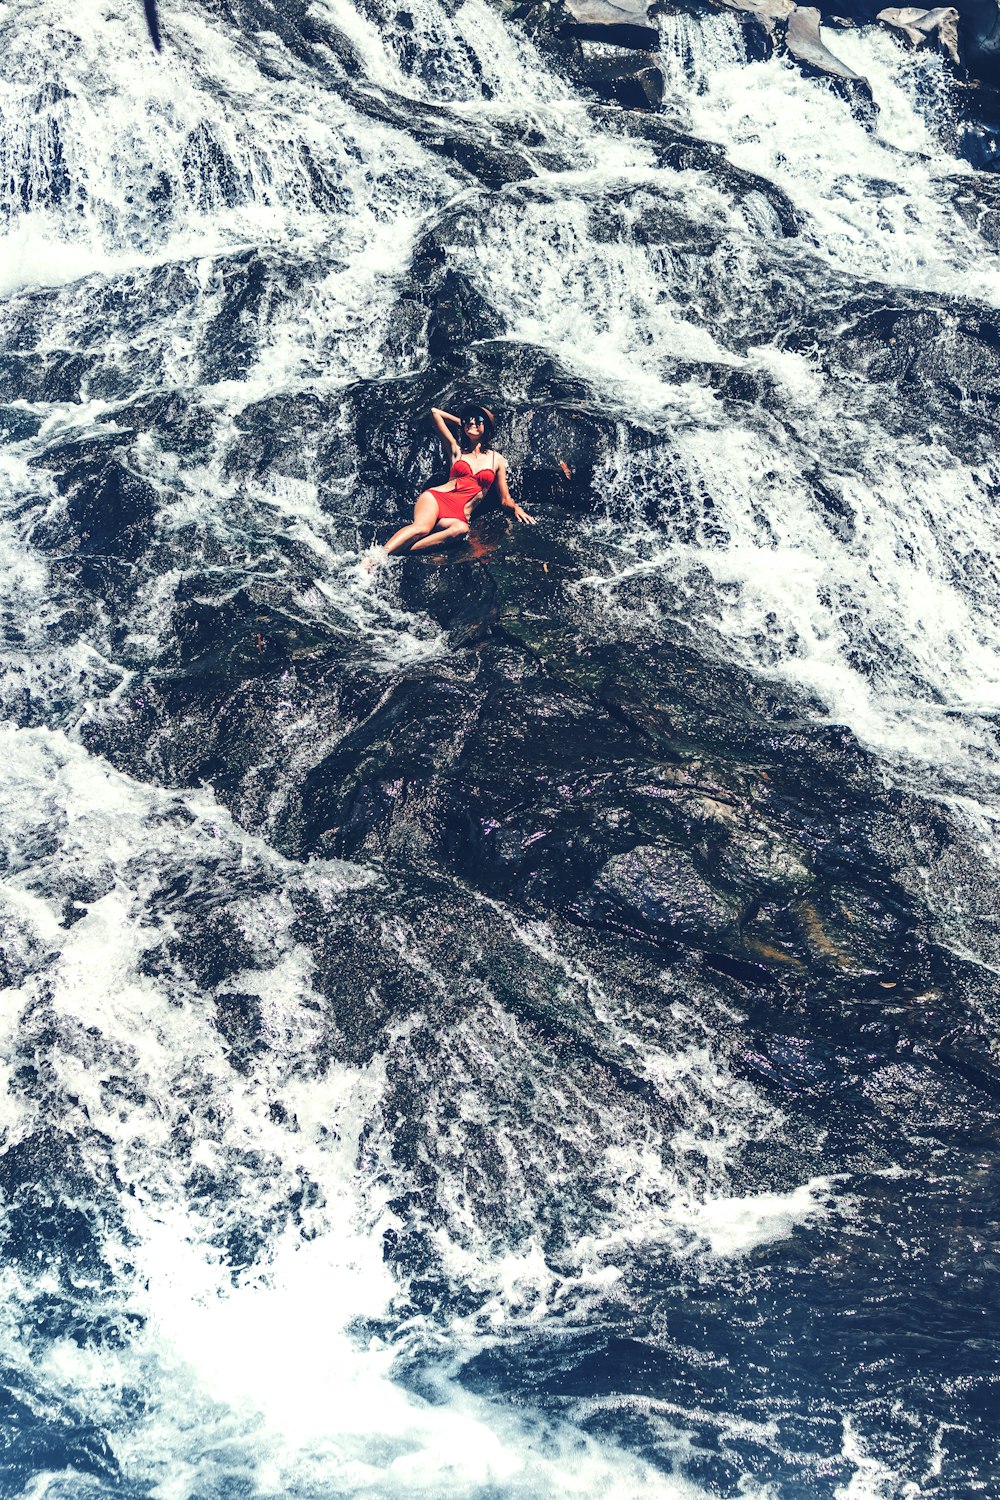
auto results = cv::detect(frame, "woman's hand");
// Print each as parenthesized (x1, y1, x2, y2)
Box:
(495, 457, 534, 524)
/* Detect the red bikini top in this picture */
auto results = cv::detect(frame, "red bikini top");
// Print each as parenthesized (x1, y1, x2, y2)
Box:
(450, 457, 496, 489)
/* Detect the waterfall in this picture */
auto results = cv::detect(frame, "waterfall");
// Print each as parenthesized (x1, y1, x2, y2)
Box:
(1, 0, 998, 1494)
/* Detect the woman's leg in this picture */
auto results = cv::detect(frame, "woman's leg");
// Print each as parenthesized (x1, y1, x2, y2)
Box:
(408, 520, 469, 552)
(383, 492, 440, 556)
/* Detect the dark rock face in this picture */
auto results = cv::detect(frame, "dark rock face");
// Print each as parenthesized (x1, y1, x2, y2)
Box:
(73, 491, 999, 1124)
(43, 407, 968, 1031)
(23, 248, 994, 1059)
(575, 44, 665, 106)
(790, 294, 1000, 453)
(281, 589, 931, 992)
(500, 0, 669, 106)
(0, 1383, 119, 1495)
(959, 0, 1000, 80)
(44, 252, 995, 1109)
(584, 843, 747, 944)
(29, 450, 158, 565)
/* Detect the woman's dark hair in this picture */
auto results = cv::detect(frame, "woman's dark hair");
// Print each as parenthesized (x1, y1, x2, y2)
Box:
(459, 405, 495, 452)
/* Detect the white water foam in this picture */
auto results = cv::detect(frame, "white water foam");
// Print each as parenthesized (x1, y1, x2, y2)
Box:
(577, 423, 1000, 783)
(0, 725, 817, 1496)
(659, 14, 995, 303)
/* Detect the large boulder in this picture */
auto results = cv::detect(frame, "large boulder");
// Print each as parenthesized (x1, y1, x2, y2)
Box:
(575, 43, 666, 106)
(877, 5, 960, 60)
(562, 0, 661, 45)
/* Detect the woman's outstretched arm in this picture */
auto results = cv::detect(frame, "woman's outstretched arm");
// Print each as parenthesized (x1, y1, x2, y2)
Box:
(495, 456, 535, 524)
(431, 407, 461, 457)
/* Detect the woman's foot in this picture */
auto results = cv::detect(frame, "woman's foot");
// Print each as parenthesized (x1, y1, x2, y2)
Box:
(360, 544, 389, 575)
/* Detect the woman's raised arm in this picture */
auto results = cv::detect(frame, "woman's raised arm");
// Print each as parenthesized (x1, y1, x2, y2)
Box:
(431, 407, 461, 457)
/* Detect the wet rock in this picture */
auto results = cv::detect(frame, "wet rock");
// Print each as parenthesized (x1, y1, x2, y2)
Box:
(877, 4, 960, 60)
(0, 405, 42, 443)
(954, 81, 1000, 170)
(0, 1128, 123, 1286)
(580, 843, 745, 946)
(230, 388, 338, 484)
(712, 0, 796, 39)
(958, 0, 1000, 84)
(808, 467, 856, 543)
(707, 363, 784, 406)
(168, 573, 353, 681)
(398, 550, 502, 646)
(112, 389, 218, 460)
(84, 650, 360, 826)
(196, 250, 307, 384)
(714, 824, 812, 896)
(934, 1026, 1000, 1093)
(575, 43, 665, 106)
(0, 1385, 120, 1491)
(300, 675, 483, 861)
(339, 76, 536, 187)
(505, 402, 621, 508)
(0, 350, 97, 404)
(213, 991, 268, 1074)
(949, 170, 1000, 247)
(588, 188, 722, 252)
(591, 108, 802, 236)
(288, 884, 445, 1067)
(276, 529, 919, 977)
(794, 886, 912, 973)
(426, 268, 507, 358)
(789, 294, 1000, 456)
(563, 0, 661, 46)
(27, 449, 158, 565)
(742, 871, 924, 977)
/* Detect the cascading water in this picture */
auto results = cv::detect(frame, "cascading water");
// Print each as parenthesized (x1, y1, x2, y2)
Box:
(1, 0, 999, 1496)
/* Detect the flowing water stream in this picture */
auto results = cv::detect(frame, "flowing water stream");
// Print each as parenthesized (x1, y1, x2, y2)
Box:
(1, 0, 998, 1495)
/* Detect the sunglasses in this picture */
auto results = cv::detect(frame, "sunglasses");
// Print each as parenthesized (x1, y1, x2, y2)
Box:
(462, 415, 484, 426)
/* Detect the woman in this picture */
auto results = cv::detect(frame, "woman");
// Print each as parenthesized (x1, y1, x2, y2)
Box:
(380, 404, 535, 557)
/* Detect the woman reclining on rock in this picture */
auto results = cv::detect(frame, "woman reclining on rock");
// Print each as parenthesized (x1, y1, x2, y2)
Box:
(380, 404, 535, 557)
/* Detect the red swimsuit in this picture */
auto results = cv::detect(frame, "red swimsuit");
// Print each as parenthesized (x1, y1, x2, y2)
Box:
(430, 457, 496, 523)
